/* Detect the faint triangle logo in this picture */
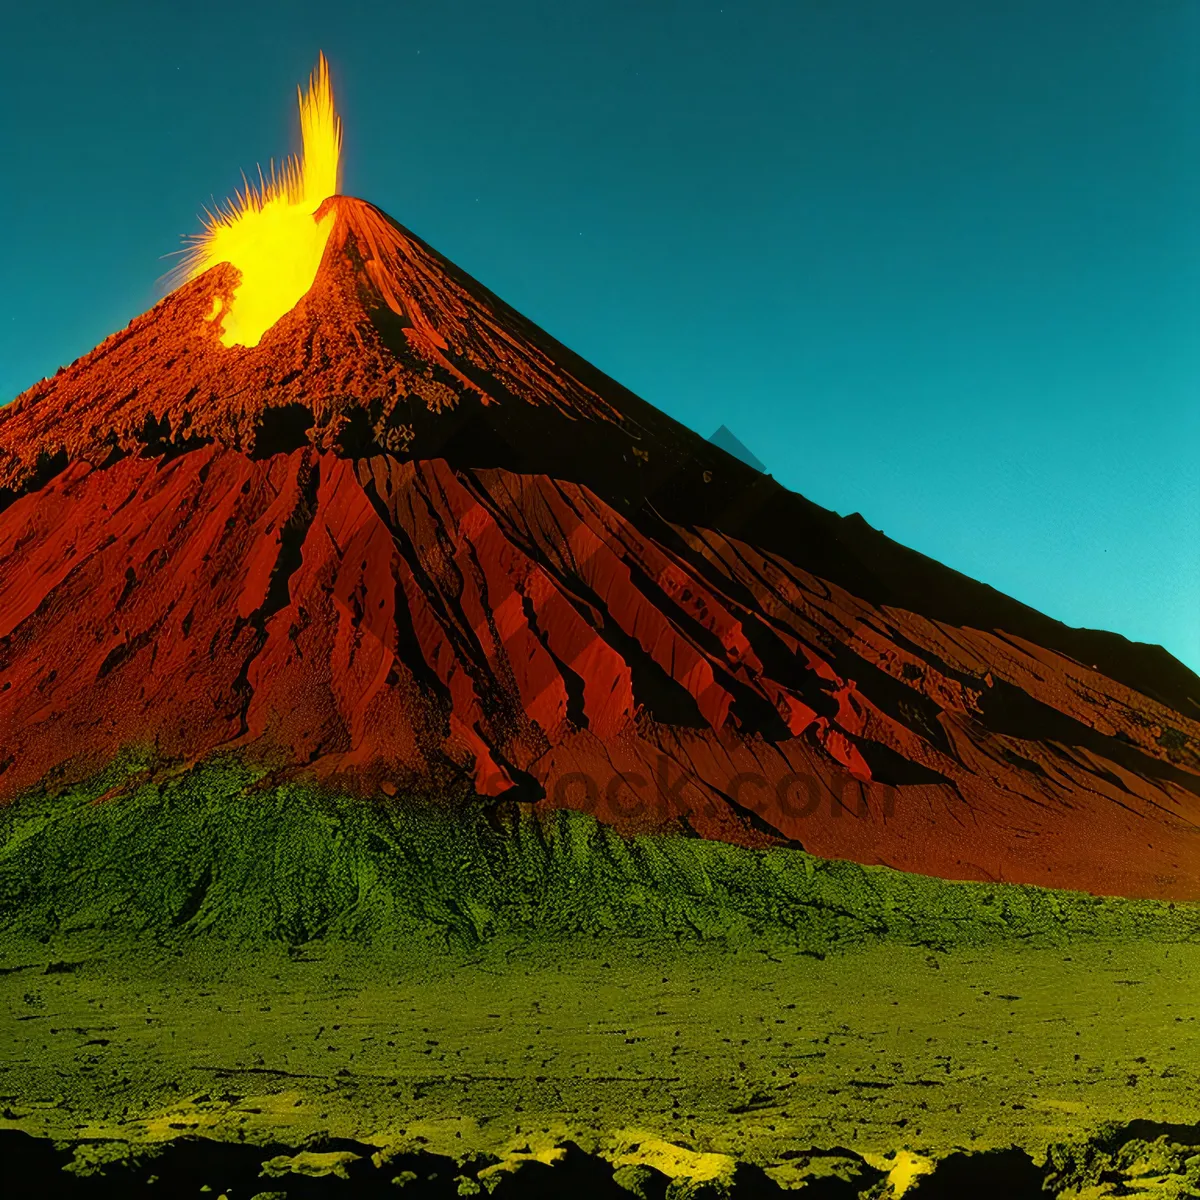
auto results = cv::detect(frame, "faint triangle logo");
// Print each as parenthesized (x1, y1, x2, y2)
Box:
(708, 424, 767, 474)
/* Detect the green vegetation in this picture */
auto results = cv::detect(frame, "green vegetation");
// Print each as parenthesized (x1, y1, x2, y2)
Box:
(2, 754, 1199, 1194)
(1, 752, 1197, 953)
(2, 930, 1199, 1190)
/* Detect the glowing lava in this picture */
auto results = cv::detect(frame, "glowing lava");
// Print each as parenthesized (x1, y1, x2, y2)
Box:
(185, 54, 342, 348)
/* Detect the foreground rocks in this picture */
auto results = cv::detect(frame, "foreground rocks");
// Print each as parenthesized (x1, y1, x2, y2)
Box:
(4, 1121, 1199, 1198)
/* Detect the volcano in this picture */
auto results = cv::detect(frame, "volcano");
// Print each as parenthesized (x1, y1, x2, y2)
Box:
(7, 57, 1200, 1200)
(2, 193, 1197, 901)
(3, 80, 1200, 908)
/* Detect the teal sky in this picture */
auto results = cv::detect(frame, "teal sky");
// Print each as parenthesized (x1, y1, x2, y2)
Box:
(1, 0, 1197, 672)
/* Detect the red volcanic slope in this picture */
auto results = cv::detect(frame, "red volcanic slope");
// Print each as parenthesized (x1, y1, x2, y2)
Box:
(1, 196, 1198, 899)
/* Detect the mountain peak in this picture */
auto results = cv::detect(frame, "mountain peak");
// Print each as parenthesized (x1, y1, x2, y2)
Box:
(0, 197, 631, 499)
(1, 199, 1198, 900)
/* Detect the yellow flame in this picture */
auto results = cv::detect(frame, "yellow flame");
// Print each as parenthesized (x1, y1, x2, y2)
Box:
(185, 53, 342, 347)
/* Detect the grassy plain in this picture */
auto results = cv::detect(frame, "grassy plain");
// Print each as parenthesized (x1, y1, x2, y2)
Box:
(1, 757, 1198, 1194)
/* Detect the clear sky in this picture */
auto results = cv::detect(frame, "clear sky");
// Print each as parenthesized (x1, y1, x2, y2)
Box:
(1, 0, 1197, 672)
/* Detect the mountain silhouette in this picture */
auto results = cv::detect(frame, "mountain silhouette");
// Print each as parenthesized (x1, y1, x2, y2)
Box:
(0, 196, 1197, 898)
